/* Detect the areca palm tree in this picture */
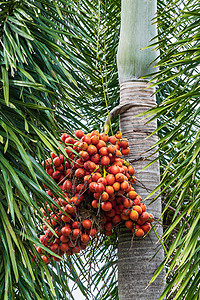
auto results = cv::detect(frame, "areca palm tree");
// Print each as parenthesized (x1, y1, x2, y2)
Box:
(116, 1, 199, 299)
(117, 1, 166, 298)
(87, 1, 200, 299)
(0, 0, 199, 299)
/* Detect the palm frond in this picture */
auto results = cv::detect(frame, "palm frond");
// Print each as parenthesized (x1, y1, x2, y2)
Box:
(142, 1, 200, 298)
(0, 0, 121, 298)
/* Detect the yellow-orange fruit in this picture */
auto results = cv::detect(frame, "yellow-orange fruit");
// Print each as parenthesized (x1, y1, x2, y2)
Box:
(60, 243, 69, 252)
(140, 212, 149, 222)
(141, 222, 151, 233)
(81, 233, 90, 243)
(128, 191, 138, 199)
(87, 145, 97, 155)
(115, 131, 122, 139)
(136, 217, 146, 226)
(101, 192, 109, 201)
(125, 220, 134, 230)
(122, 208, 131, 216)
(91, 130, 99, 137)
(100, 133, 109, 143)
(119, 138, 129, 149)
(113, 160, 123, 167)
(102, 201, 112, 211)
(79, 142, 88, 151)
(123, 198, 133, 209)
(92, 172, 102, 182)
(115, 173, 125, 183)
(107, 144, 115, 154)
(82, 219, 92, 229)
(133, 197, 140, 205)
(130, 210, 139, 221)
(75, 130, 84, 139)
(135, 228, 144, 237)
(79, 151, 89, 161)
(121, 181, 129, 191)
(113, 182, 121, 191)
(140, 203, 147, 212)
(121, 213, 130, 221)
(91, 135, 99, 145)
(82, 135, 91, 144)
(105, 185, 115, 195)
(96, 140, 106, 149)
(133, 205, 142, 215)
(126, 184, 132, 193)
(88, 228, 97, 237)
(109, 136, 117, 144)
(101, 156, 110, 166)
(92, 199, 98, 208)
(41, 255, 49, 264)
(106, 174, 115, 185)
(110, 165, 120, 175)
(112, 214, 122, 224)
(116, 150, 122, 157)
(121, 147, 130, 155)
(148, 213, 154, 223)
(128, 165, 135, 175)
(130, 176, 137, 184)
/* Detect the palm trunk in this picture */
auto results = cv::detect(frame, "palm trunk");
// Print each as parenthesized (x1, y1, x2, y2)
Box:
(117, 1, 166, 299)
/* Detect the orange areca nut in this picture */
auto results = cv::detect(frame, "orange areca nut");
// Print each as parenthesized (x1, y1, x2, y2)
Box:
(36, 129, 154, 263)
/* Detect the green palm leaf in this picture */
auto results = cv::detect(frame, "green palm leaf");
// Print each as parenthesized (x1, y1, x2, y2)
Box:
(2, 0, 199, 299)
(140, 1, 200, 298)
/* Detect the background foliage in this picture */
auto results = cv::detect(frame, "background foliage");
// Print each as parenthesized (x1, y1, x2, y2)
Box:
(0, 0, 120, 299)
(148, 1, 200, 298)
(0, 0, 199, 299)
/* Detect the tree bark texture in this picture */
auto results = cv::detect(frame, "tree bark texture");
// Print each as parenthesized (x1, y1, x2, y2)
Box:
(118, 81, 165, 300)
(117, 0, 158, 83)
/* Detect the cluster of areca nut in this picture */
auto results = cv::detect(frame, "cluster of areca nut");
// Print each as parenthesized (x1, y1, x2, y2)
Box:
(36, 130, 154, 264)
